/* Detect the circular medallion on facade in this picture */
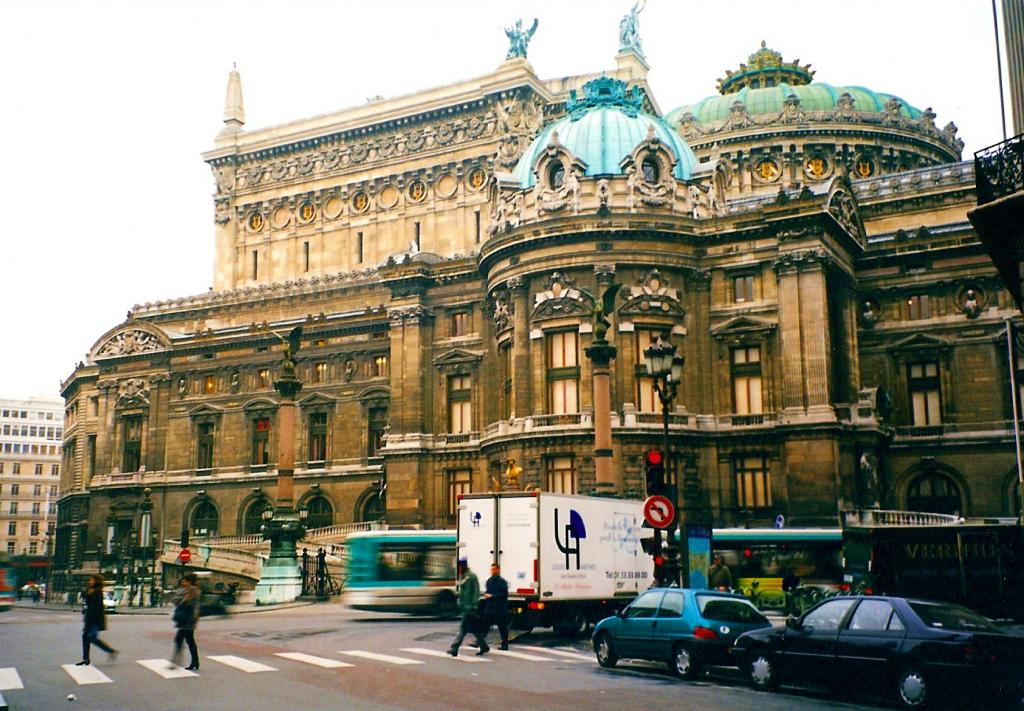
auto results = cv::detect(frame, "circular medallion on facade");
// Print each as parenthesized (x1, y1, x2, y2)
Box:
(248, 212, 264, 232)
(855, 157, 875, 178)
(436, 123, 455, 146)
(435, 173, 458, 199)
(323, 196, 343, 220)
(322, 149, 340, 170)
(378, 185, 399, 209)
(352, 191, 370, 213)
(754, 158, 780, 182)
(406, 130, 425, 152)
(299, 201, 316, 223)
(804, 155, 830, 179)
(271, 206, 291, 229)
(408, 180, 427, 203)
(468, 168, 486, 191)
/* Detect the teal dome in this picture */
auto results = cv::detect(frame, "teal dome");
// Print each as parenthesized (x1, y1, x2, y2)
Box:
(665, 82, 923, 128)
(513, 77, 696, 188)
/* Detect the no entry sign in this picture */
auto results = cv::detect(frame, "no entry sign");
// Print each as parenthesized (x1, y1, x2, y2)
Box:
(178, 548, 192, 564)
(642, 495, 675, 529)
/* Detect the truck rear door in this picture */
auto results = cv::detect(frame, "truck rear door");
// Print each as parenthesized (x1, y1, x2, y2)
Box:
(457, 495, 497, 580)
(496, 494, 539, 598)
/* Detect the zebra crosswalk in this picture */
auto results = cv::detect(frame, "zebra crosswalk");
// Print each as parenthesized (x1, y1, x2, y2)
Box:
(5, 644, 595, 692)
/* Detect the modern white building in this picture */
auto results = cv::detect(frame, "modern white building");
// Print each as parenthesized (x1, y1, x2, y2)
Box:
(0, 397, 63, 569)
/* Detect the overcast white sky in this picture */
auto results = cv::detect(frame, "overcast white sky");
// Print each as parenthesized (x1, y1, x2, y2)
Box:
(0, 0, 1010, 401)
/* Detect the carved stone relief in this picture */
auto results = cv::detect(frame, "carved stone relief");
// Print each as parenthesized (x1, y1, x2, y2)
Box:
(97, 329, 163, 358)
(117, 378, 150, 408)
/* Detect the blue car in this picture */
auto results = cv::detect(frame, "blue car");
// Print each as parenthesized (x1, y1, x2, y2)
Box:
(592, 587, 772, 679)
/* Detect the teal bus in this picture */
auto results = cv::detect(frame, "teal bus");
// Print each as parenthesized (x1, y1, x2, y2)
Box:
(342, 530, 457, 616)
(712, 527, 844, 593)
(0, 554, 14, 611)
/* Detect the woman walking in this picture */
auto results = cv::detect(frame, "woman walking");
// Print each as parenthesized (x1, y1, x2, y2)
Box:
(76, 574, 117, 666)
(170, 573, 201, 671)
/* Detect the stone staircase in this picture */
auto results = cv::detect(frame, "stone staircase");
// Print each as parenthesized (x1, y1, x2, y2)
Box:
(158, 521, 383, 584)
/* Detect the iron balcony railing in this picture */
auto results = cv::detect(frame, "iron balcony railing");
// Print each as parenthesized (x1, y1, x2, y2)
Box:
(975, 132, 1024, 205)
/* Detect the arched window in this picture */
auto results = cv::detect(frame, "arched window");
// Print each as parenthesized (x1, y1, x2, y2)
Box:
(305, 495, 334, 529)
(906, 472, 962, 516)
(548, 160, 565, 189)
(360, 492, 385, 523)
(242, 499, 272, 535)
(641, 156, 660, 184)
(190, 501, 219, 538)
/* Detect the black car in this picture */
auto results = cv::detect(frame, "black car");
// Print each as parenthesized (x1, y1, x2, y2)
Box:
(734, 595, 1024, 709)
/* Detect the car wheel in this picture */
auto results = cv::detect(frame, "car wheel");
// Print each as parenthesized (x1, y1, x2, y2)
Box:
(594, 633, 618, 669)
(669, 643, 701, 680)
(895, 666, 928, 709)
(747, 651, 779, 691)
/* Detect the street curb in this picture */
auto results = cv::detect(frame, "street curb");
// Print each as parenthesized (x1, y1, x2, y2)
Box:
(10, 600, 318, 616)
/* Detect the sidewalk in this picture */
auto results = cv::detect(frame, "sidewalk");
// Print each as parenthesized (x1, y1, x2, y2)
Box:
(11, 599, 316, 616)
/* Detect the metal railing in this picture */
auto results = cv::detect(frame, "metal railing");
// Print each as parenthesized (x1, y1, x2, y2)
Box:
(975, 132, 1024, 204)
(893, 420, 1013, 438)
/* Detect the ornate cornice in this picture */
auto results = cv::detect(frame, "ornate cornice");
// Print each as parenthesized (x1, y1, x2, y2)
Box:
(387, 305, 434, 324)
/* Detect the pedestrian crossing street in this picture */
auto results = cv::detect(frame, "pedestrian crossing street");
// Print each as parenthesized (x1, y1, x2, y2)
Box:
(0, 645, 594, 690)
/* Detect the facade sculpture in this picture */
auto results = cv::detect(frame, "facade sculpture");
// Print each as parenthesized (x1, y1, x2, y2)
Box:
(52, 21, 1021, 597)
(504, 18, 538, 60)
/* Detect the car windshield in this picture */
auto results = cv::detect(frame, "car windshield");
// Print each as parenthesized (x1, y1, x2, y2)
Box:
(696, 595, 768, 624)
(909, 602, 1001, 633)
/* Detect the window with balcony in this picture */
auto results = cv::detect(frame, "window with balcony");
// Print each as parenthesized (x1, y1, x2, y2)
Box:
(907, 472, 961, 515)
(122, 415, 143, 473)
(545, 456, 576, 494)
(305, 496, 334, 529)
(732, 346, 763, 415)
(547, 331, 579, 415)
(373, 355, 389, 378)
(735, 455, 772, 508)
(367, 407, 388, 458)
(308, 412, 328, 467)
(10, 484, 19, 496)
(636, 328, 670, 412)
(30, 521, 39, 535)
(908, 361, 941, 425)
(190, 501, 219, 538)
(733, 275, 755, 304)
(34, 464, 42, 476)
(50, 464, 58, 477)
(251, 417, 271, 468)
(448, 374, 472, 434)
(257, 369, 270, 389)
(314, 362, 328, 383)
(203, 374, 216, 394)
(196, 422, 215, 472)
(32, 485, 41, 496)
(446, 469, 472, 524)
(907, 294, 931, 320)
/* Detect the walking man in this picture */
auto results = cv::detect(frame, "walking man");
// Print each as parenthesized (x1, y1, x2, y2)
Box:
(448, 558, 488, 657)
(77, 574, 118, 666)
(481, 563, 510, 650)
(169, 573, 201, 671)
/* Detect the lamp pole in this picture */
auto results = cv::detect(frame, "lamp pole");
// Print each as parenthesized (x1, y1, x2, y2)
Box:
(127, 526, 137, 607)
(139, 488, 153, 608)
(255, 326, 307, 604)
(149, 528, 159, 606)
(643, 337, 684, 586)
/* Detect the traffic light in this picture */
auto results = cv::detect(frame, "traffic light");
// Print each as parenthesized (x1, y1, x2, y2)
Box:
(180, 528, 189, 550)
(660, 543, 681, 587)
(645, 450, 665, 496)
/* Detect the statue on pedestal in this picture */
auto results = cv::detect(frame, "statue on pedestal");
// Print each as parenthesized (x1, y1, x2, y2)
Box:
(504, 18, 538, 59)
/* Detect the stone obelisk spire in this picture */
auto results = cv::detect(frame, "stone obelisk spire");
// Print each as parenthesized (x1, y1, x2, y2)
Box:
(220, 64, 245, 136)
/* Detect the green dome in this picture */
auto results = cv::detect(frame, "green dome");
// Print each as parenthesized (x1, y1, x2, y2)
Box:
(514, 77, 696, 188)
(665, 82, 923, 128)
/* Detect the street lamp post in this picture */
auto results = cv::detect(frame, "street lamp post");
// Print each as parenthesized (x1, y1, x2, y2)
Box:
(643, 338, 685, 585)
(127, 526, 137, 607)
(139, 488, 153, 607)
(150, 529, 159, 606)
(255, 326, 307, 605)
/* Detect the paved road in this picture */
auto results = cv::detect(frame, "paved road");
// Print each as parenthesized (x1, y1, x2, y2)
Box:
(0, 604, 887, 711)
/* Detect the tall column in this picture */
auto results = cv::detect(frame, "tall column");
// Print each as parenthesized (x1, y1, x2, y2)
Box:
(508, 277, 531, 418)
(774, 256, 807, 416)
(584, 267, 619, 495)
(797, 255, 833, 418)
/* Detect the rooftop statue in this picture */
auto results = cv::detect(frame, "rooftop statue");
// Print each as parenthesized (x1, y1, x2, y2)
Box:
(619, 0, 645, 57)
(505, 17, 538, 59)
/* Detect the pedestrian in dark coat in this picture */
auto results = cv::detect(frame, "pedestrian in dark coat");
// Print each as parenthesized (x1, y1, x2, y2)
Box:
(481, 563, 510, 650)
(448, 559, 488, 657)
(76, 574, 117, 666)
(169, 573, 201, 671)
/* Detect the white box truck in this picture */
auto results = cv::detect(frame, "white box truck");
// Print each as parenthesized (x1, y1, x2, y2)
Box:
(457, 492, 654, 636)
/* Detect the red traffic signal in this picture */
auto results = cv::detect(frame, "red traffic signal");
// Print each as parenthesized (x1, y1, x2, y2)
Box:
(653, 555, 665, 567)
(645, 450, 663, 466)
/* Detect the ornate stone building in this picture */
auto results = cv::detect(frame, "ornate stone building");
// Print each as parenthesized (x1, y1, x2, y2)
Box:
(54, 19, 1021, 590)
